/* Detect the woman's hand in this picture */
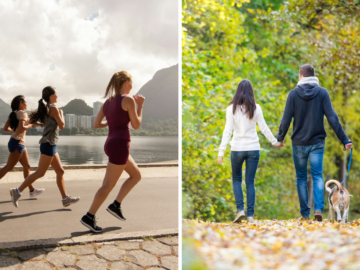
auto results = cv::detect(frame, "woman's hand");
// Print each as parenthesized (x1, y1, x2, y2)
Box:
(133, 95, 145, 106)
(218, 156, 223, 165)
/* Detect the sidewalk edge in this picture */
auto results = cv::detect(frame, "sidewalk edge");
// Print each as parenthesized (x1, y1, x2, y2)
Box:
(0, 228, 178, 251)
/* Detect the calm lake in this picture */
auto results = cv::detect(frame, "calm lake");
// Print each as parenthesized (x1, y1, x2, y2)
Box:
(0, 135, 178, 166)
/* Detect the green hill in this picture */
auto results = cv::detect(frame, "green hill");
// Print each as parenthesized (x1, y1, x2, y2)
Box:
(60, 99, 93, 115)
(136, 64, 178, 121)
(0, 98, 11, 124)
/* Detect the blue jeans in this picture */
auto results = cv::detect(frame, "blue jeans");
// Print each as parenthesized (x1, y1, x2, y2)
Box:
(292, 142, 325, 217)
(231, 151, 260, 217)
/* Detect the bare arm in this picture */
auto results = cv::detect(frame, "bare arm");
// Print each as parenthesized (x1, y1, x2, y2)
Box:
(3, 119, 13, 132)
(93, 104, 108, 129)
(19, 119, 36, 130)
(122, 95, 145, 130)
(49, 106, 65, 130)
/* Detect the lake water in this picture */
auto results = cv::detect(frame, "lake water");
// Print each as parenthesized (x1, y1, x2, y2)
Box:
(0, 135, 178, 166)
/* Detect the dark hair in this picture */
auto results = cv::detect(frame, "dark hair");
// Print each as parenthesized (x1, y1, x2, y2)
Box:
(104, 71, 132, 100)
(299, 64, 315, 77)
(8, 95, 25, 131)
(229, 79, 256, 119)
(29, 86, 56, 123)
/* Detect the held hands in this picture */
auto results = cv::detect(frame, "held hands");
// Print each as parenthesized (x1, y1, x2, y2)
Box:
(273, 141, 286, 148)
(218, 156, 223, 165)
(133, 95, 145, 107)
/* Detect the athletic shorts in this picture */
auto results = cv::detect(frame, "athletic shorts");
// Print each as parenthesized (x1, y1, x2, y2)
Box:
(8, 138, 25, 154)
(40, 142, 57, 157)
(104, 138, 130, 165)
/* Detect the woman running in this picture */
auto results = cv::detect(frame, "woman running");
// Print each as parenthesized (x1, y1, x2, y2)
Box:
(218, 79, 282, 223)
(0, 95, 44, 197)
(10, 87, 80, 208)
(80, 71, 145, 233)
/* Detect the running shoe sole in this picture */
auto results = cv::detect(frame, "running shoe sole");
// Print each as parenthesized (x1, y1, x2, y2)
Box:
(80, 219, 102, 233)
(29, 189, 45, 198)
(9, 189, 18, 208)
(233, 214, 245, 223)
(106, 208, 126, 221)
(63, 199, 80, 207)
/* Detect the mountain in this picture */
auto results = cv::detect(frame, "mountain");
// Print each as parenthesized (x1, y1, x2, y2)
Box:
(0, 98, 11, 124)
(136, 64, 178, 121)
(60, 99, 93, 116)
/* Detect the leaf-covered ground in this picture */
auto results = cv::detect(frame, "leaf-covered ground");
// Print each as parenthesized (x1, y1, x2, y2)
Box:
(183, 219, 360, 270)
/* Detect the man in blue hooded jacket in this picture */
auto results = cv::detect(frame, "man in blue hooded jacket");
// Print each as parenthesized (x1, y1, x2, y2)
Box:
(277, 64, 353, 221)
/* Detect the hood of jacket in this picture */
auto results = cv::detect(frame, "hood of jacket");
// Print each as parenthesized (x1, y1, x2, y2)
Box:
(295, 76, 321, 101)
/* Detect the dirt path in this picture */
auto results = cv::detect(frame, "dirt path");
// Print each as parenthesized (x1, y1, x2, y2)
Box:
(183, 219, 360, 270)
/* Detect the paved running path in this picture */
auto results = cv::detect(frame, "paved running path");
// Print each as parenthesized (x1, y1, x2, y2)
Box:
(0, 177, 178, 243)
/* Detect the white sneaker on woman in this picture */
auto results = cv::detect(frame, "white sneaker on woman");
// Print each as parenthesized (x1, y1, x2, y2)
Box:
(29, 188, 45, 198)
(233, 210, 245, 223)
(247, 217, 255, 223)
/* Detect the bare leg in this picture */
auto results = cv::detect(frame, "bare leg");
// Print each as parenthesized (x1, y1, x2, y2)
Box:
(0, 150, 22, 179)
(115, 155, 141, 203)
(18, 148, 35, 191)
(18, 154, 53, 193)
(88, 162, 126, 215)
(50, 153, 66, 199)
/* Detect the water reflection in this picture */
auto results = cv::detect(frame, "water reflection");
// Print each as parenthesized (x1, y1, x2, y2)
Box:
(0, 136, 177, 166)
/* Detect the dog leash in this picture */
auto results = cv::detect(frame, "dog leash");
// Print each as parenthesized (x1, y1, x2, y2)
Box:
(341, 141, 353, 185)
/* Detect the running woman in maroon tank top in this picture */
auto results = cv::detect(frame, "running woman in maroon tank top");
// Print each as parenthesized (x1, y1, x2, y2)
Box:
(80, 71, 145, 233)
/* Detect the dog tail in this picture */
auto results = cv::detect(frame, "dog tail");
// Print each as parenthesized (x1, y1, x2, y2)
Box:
(325, 179, 343, 193)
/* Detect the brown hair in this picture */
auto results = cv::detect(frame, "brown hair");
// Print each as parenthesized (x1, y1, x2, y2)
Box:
(229, 79, 256, 119)
(299, 64, 315, 77)
(103, 71, 132, 99)
(29, 86, 56, 123)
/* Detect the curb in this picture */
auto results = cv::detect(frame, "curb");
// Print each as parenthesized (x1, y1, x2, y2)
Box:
(10, 163, 178, 171)
(0, 228, 178, 251)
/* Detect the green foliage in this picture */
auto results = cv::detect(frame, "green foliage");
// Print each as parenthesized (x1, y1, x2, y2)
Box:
(182, 0, 360, 222)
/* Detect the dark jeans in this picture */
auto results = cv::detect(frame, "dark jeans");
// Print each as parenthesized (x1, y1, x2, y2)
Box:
(230, 151, 260, 217)
(292, 142, 325, 218)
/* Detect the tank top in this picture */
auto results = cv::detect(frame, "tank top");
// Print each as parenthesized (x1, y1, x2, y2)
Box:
(39, 105, 59, 145)
(103, 95, 131, 141)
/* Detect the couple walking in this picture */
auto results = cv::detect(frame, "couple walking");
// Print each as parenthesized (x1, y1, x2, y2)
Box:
(2, 71, 145, 233)
(218, 64, 352, 223)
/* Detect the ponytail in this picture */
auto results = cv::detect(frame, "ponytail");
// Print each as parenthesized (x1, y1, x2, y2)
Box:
(104, 71, 132, 100)
(9, 95, 25, 131)
(29, 86, 56, 123)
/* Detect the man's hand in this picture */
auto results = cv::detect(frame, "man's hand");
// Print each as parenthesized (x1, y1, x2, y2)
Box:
(218, 156, 223, 165)
(345, 143, 353, 150)
(280, 141, 286, 147)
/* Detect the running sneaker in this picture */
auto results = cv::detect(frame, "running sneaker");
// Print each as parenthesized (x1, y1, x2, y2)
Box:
(62, 195, 80, 207)
(29, 188, 45, 198)
(106, 203, 126, 221)
(10, 188, 22, 208)
(80, 215, 103, 233)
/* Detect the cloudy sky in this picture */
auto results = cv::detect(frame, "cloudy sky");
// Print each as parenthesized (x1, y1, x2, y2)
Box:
(0, 0, 178, 109)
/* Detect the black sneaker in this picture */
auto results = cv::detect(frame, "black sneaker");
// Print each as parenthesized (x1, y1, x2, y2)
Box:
(80, 215, 103, 233)
(106, 203, 126, 221)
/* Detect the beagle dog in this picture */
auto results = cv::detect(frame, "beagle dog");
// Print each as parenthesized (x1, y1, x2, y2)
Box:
(325, 179, 352, 223)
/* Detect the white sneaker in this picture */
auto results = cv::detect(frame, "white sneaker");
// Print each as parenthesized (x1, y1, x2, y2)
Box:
(62, 195, 80, 207)
(247, 217, 255, 223)
(29, 188, 45, 198)
(233, 210, 245, 223)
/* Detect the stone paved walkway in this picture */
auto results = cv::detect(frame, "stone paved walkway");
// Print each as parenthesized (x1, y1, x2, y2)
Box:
(0, 236, 178, 270)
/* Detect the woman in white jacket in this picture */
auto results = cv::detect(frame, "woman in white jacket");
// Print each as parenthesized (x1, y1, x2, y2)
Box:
(218, 79, 282, 223)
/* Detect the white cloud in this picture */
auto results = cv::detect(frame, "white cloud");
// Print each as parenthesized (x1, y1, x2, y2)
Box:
(0, 0, 178, 109)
